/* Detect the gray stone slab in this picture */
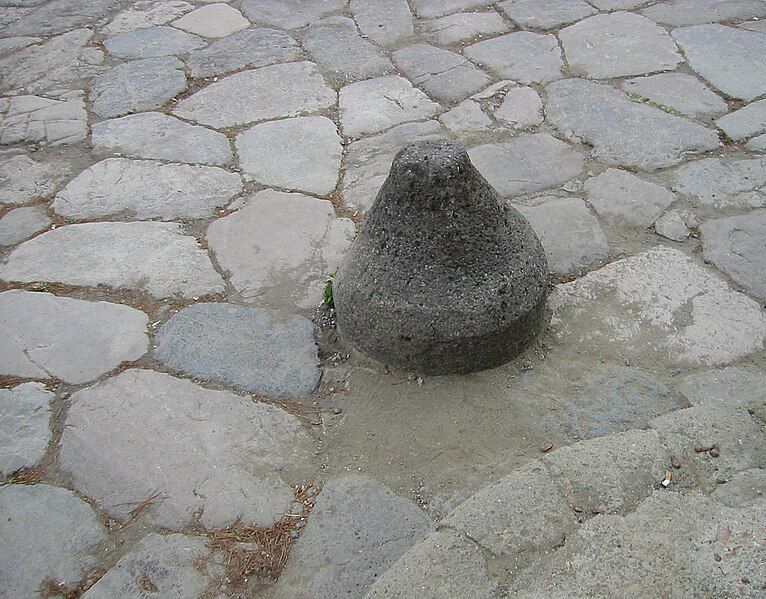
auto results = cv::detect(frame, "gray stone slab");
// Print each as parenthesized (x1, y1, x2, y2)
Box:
(622, 73, 728, 118)
(0, 36, 39, 54)
(588, 0, 649, 7)
(439, 99, 492, 134)
(672, 156, 766, 209)
(0, 382, 52, 476)
(351, 0, 413, 46)
(102, 1, 194, 36)
(240, 0, 344, 29)
(643, 0, 766, 26)
(655, 210, 691, 241)
(499, 0, 596, 30)
(104, 25, 206, 58)
(716, 99, 766, 141)
(59, 369, 314, 529)
(174, 61, 335, 129)
(410, 0, 492, 18)
(172, 3, 249, 38)
(2, 0, 120, 36)
(464, 31, 563, 84)
(746, 133, 766, 151)
(91, 112, 233, 165)
(0, 91, 87, 146)
(494, 85, 542, 129)
(421, 11, 508, 46)
(0, 205, 50, 246)
(0, 154, 64, 206)
(678, 365, 766, 413)
(0, 222, 225, 299)
(154, 302, 320, 397)
(546, 79, 720, 170)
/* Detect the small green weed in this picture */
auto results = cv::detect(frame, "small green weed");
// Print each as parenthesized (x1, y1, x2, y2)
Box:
(322, 272, 335, 308)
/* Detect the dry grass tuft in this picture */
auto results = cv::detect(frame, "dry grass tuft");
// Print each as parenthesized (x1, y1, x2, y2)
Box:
(4, 466, 45, 485)
(120, 490, 162, 528)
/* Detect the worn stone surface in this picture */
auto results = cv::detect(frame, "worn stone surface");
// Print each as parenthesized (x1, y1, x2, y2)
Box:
(546, 79, 720, 170)
(351, 0, 413, 46)
(746, 134, 766, 151)
(421, 11, 508, 46)
(240, 0, 344, 29)
(2, 0, 119, 36)
(716, 99, 766, 141)
(0, 205, 50, 246)
(207, 189, 354, 311)
(0, 91, 87, 146)
(0, 154, 63, 206)
(643, 0, 766, 26)
(0, 222, 225, 299)
(410, 0, 492, 18)
(494, 86, 542, 129)
(59, 369, 314, 529)
(678, 365, 766, 414)
(0, 36, 40, 54)
(271, 476, 434, 599)
(464, 32, 563, 84)
(439, 99, 492, 135)
(655, 210, 690, 241)
(236, 116, 341, 195)
(104, 25, 205, 58)
(102, 0, 194, 35)
(0, 382, 52, 476)
(154, 302, 320, 397)
(499, 0, 595, 30)
(622, 73, 728, 118)
(172, 2, 249, 38)
(672, 156, 766, 209)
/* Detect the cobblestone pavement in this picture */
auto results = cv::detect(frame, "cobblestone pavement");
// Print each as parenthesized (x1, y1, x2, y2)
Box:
(1, 1, 765, 597)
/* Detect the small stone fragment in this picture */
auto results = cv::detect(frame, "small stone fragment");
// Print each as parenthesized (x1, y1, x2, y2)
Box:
(0, 205, 50, 246)
(172, 3, 249, 38)
(104, 25, 205, 58)
(670, 456, 682, 469)
(465, 31, 563, 84)
(541, 443, 554, 453)
(0, 382, 52, 476)
(710, 445, 720, 458)
(494, 86, 543, 129)
(0, 92, 86, 146)
(655, 211, 691, 242)
(439, 100, 492, 135)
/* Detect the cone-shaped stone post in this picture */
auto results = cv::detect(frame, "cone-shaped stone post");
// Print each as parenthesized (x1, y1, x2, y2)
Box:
(334, 140, 549, 375)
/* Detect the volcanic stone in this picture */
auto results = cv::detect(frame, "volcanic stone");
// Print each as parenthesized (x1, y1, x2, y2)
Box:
(422, 11, 508, 45)
(0, 382, 52, 476)
(334, 140, 549, 375)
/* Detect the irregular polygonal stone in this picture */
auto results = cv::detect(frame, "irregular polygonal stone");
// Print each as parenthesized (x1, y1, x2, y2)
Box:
(421, 11, 508, 45)
(716, 99, 766, 141)
(546, 79, 720, 170)
(187, 27, 300, 79)
(59, 369, 314, 529)
(655, 211, 690, 241)
(102, 0, 194, 36)
(0, 36, 39, 53)
(643, 0, 766, 26)
(622, 73, 728, 118)
(549, 247, 766, 366)
(172, 2, 249, 37)
(410, 0, 492, 18)
(589, 0, 649, 8)
(2, 0, 120, 36)
(584, 168, 675, 229)
(464, 32, 563, 84)
(240, 0, 344, 29)
(339, 75, 439, 138)
(499, 0, 596, 30)
(0, 91, 86, 146)
(0, 154, 62, 206)
(53, 158, 242, 221)
(0, 382, 52, 476)
(351, 0, 413, 46)
(468, 133, 585, 197)
(439, 99, 492, 135)
(672, 156, 766, 208)
(0, 205, 49, 246)
(740, 19, 766, 33)
(494, 86, 542, 129)
(0, 290, 148, 383)
(0, 485, 113, 599)
(236, 116, 341, 195)
(0, 222, 224, 299)
(747, 134, 766, 151)
(207, 189, 354, 310)
(678, 365, 766, 413)
(272, 476, 434, 599)
(104, 25, 206, 58)
(154, 302, 320, 397)
(673, 25, 766, 101)
(91, 112, 233, 165)
(714, 469, 766, 509)
(174, 61, 335, 129)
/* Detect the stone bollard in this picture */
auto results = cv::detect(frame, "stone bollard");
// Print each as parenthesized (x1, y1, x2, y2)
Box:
(334, 139, 549, 375)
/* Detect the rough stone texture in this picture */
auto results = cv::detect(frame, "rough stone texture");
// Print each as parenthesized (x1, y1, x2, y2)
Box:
(584, 168, 675, 229)
(0, 92, 86, 146)
(154, 302, 320, 397)
(439, 99, 492, 135)
(0, 36, 40, 54)
(393, 43, 490, 103)
(90, 57, 187, 119)
(339, 76, 439, 138)
(549, 247, 766, 367)
(546, 79, 720, 170)
(0, 382, 52, 476)
(271, 476, 434, 599)
(672, 156, 766, 209)
(672, 25, 766, 102)
(187, 27, 300, 79)
(104, 25, 205, 58)
(0, 289, 149, 383)
(464, 32, 563, 85)
(499, 0, 596, 30)
(622, 73, 728, 118)
(0, 205, 50, 246)
(746, 133, 766, 151)
(174, 61, 335, 129)
(241, 0, 344, 29)
(643, 0, 766, 26)
(207, 189, 354, 311)
(0, 484, 113, 598)
(91, 112, 233, 165)
(422, 11, 506, 46)
(589, 0, 649, 8)
(53, 158, 243, 221)
(59, 369, 314, 529)
(494, 86, 542, 129)
(351, 0, 413, 46)
(0, 222, 225, 299)
(410, 0, 492, 18)
(468, 133, 585, 197)
(654, 210, 691, 241)
(516, 197, 609, 276)
(172, 3, 249, 38)
(0, 154, 62, 206)
(102, 1, 194, 35)
(678, 365, 766, 413)
(2, 0, 119, 36)
(714, 469, 766, 509)
(700, 210, 766, 302)
(716, 99, 766, 141)
(334, 140, 549, 375)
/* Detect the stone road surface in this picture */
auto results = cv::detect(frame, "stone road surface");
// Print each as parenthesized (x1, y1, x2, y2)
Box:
(0, 1, 765, 597)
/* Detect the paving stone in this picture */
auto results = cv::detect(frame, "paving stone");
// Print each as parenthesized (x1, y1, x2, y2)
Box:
(421, 11, 508, 45)
(0, 6, 31, 28)
(494, 85, 542, 129)
(91, 112, 233, 165)
(102, 0, 194, 35)
(410, 0, 492, 18)
(174, 61, 335, 129)
(672, 25, 766, 102)
(746, 134, 766, 151)
(104, 25, 206, 58)
(272, 476, 434, 599)
(351, 0, 413, 46)
(0, 222, 225, 299)
(546, 79, 720, 170)
(339, 75, 439, 138)
(240, 0, 344, 29)
(2, 0, 120, 36)
(740, 19, 766, 33)
(588, 0, 649, 8)
(90, 56, 186, 119)
(0, 154, 63, 206)
(236, 116, 341, 196)
(672, 156, 766, 209)
(549, 246, 766, 366)
(0, 36, 39, 54)
(499, 0, 596, 30)
(468, 133, 585, 197)
(0, 484, 113, 598)
(464, 32, 563, 85)
(622, 73, 729, 118)
(0, 91, 86, 146)
(187, 27, 300, 79)
(700, 210, 766, 302)
(655, 210, 691, 241)
(393, 43, 490, 103)
(439, 99, 492, 135)
(642, 0, 766, 26)
(172, 2, 248, 37)
(53, 158, 242, 221)
(678, 365, 766, 414)
(154, 303, 320, 397)
(584, 168, 675, 229)
(0, 289, 149, 383)
(713, 468, 766, 509)
(0, 205, 50, 246)
(0, 382, 52, 476)
(716, 99, 766, 141)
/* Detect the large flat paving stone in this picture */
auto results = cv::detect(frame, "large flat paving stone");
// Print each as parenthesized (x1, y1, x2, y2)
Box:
(172, 2, 249, 38)
(643, 0, 766, 26)
(715, 99, 766, 142)
(672, 156, 766, 209)
(154, 302, 320, 397)
(494, 85, 543, 129)
(0, 289, 148, 383)
(499, 0, 596, 30)
(0, 382, 52, 476)
(350, 0, 413, 46)
(103, 1, 194, 36)
(104, 25, 205, 59)
(422, 10, 508, 45)
(0, 222, 225, 299)
(59, 369, 314, 529)
(0, 154, 67, 206)
(677, 365, 766, 415)
(207, 189, 354, 311)
(546, 78, 720, 170)
(241, 0, 344, 29)
(0, 484, 113, 598)
(410, 0, 492, 18)
(174, 61, 335, 129)
(621, 72, 728, 118)
(0, 91, 86, 146)
(53, 158, 243, 221)
(2, 0, 119, 36)
(0, 205, 51, 246)
(464, 31, 563, 85)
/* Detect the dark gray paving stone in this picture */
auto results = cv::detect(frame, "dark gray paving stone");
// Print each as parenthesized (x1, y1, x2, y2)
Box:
(351, 0, 413, 46)
(642, 0, 766, 26)
(494, 85, 542, 129)
(2, 0, 120, 36)
(410, 0, 492, 18)
(464, 31, 563, 84)
(622, 73, 728, 118)
(499, 0, 596, 30)
(672, 156, 766, 209)
(716, 99, 766, 141)
(240, 0, 344, 29)
(104, 25, 206, 58)
(0, 382, 52, 476)
(0, 205, 50, 246)
(655, 210, 691, 241)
